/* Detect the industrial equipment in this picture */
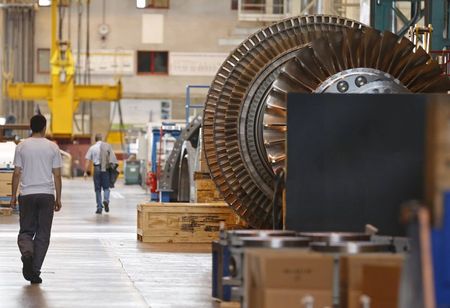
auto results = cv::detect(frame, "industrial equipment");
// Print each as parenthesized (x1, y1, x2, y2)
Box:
(159, 116, 202, 201)
(201, 15, 450, 229)
(212, 229, 298, 301)
(215, 229, 305, 302)
(199, 15, 450, 306)
(215, 228, 407, 306)
(124, 160, 141, 185)
(147, 123, 182, 201)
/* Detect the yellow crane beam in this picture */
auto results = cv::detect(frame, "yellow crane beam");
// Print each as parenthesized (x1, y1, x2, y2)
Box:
(7, 83, 52, 101)
(5, 0, 122, 137)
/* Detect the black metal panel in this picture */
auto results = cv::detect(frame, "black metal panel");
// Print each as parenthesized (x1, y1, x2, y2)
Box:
(286, 94, 427, 236)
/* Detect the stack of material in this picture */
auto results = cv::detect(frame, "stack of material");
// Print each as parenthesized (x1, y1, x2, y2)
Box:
(194, 172, 223, 203)
(0, 171, 13, 216)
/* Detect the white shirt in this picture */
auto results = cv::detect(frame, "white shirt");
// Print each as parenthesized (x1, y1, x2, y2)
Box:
(85, 141, 102, 165)
(13, 137, 63, 196)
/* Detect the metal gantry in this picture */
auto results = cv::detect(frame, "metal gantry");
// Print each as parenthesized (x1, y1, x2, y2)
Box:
(5, 0, 121, 137)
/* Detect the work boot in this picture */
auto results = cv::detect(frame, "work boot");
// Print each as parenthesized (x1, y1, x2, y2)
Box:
(103, 201, 109, 213)
(21, 255, 33, 281)
(30, 272, 42, 284)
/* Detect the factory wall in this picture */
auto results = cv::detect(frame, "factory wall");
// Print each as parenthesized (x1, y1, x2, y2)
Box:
(32, 0, 259, 129)
(0, 10, 4, 117)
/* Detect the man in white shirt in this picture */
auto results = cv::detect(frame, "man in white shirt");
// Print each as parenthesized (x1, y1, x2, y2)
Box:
(10, 114, 62, 284)
(84, 133, 117, 214)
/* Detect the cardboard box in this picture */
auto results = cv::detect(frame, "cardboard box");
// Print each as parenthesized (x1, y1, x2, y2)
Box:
(361, 264, 402, 308)
(245, 249, 334, 308)
(340, 254, 404, 308)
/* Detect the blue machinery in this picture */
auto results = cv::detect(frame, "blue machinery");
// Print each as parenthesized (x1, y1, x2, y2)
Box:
(371, 0, 450, 50)
(432, 194, 450, 306)
(150, 85, 209, 201)
(150, 124, 181, 201)
(185, 85, 209, 125)
(212, 240, 232, 301)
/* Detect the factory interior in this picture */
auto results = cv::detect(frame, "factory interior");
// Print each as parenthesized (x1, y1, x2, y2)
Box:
(1, 0, 450, 307)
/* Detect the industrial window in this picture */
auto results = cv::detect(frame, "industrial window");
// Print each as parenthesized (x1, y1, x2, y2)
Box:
(240, 0, 285, 14)
(241, 0, 265, 13)
(137, 51, 169, 74)
(136, 0, 169, 9)
(231, 0, 238, 10)
(37, 48, 50, 74)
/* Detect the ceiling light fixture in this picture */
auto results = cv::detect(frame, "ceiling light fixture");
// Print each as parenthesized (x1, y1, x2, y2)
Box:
(136, 0, 147, 9)
(38, 0, 51, 6)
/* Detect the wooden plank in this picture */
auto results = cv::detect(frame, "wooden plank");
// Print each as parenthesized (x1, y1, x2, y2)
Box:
(193, 171, 211, 180)
(138, 202, 228, 212)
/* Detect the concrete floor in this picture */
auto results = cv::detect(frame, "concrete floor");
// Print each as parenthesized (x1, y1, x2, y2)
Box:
(0, 178, 214, 308)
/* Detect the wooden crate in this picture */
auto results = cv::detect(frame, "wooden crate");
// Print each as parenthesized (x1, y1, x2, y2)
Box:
(137, 202, 240, 243)
(0, 172, 13, 181)
(0, 181, 12, 197)
(0, 171, 13, 198)
(194, 172, 223, 203)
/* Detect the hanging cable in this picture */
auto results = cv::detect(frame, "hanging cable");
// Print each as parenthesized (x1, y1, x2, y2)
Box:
(117, 100, 127, 156)
(68, 0, 72, 44)
(58, 2, 65, 42)
(102, 0, 106, 25)
(85, 0, 93, 134)
(107, 101, 117, 141)
(75, 0, 84, 133)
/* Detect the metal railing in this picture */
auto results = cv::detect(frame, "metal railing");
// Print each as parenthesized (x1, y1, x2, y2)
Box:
(185, 85, 210, 125)
(238, 0, 290, 22)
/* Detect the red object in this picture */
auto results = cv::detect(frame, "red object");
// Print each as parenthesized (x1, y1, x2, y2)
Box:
(146, 172, 157, 193)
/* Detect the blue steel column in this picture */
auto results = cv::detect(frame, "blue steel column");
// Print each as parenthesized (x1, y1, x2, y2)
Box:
(427, 0, 450, 50)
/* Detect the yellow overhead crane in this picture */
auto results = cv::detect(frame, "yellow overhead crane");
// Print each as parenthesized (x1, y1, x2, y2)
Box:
(6, 0, 121, 137)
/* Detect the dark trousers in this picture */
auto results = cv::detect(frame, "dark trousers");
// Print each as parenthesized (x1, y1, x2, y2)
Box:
(17, 194, 54, 273)
(93, 165, 110, 209)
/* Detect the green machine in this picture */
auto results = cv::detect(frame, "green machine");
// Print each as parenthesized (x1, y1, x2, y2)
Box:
(124, 160, 141, 185)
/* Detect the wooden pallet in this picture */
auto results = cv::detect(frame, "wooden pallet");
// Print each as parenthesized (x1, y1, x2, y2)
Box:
(0, 207, 12, 216)
(218, 301, 240, 308)
(137, 202, 242, 243)
(0, 198, 11, 204)
(212, 299, 241, 308)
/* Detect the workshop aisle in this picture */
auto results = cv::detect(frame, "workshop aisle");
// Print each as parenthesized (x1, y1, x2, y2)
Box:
(0, 178, 213, 308)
